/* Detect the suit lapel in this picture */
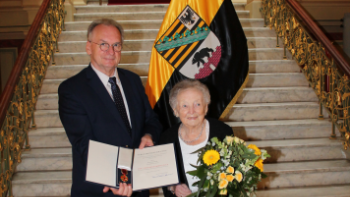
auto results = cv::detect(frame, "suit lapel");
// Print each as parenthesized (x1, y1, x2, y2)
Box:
(118, 69, 137, 138)
(86, 65, 129, 133)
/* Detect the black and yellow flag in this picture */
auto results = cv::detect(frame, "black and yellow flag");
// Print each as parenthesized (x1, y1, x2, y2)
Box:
(146, 0, 249, 130)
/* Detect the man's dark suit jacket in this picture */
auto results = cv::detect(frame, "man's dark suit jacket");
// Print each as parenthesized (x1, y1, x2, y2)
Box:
(58, 65, 162, 197)
(159, 118, 233, 197)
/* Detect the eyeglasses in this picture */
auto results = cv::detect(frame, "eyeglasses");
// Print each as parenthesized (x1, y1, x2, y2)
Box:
(89, 41, 122, 52)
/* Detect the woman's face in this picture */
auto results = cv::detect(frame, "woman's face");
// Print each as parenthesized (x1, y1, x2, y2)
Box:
(175, 88, 208, 128)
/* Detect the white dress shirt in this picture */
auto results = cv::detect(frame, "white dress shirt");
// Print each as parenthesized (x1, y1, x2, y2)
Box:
(91, 64, 132, 127)
(179, 120, 209, 192)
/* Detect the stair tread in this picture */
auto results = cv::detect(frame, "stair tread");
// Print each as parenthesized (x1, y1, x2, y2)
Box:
(64, 18, 263, 25)
(42, 72, 303, 82)
(226, 119, 330, 127)
(248, 138, 343, 148)
(264, 160, 350, 174)
(34, 102, 320, 115)
(22, 148, 71, 158)
(255, 185, 350, 197)
(13, 160, 350, 184)
(37, 86, 315, 99)
(55, 48, 283, 55)
(73, 10, 249, 15)
(58, 36, 276, 44)
(12, 171, 72, 184)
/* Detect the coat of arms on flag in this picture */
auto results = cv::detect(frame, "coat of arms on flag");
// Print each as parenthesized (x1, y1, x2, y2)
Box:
(146, 0, 249, 130)
(154, 6, 221, 79)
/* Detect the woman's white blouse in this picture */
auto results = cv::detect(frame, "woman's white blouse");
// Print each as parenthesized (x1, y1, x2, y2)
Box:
(179, 120, 209, 193)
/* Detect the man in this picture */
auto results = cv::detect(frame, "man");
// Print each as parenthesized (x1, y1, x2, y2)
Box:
(58, 18, 162, 197)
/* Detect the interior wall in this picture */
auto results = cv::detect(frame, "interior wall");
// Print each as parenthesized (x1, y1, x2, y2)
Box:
(0, 48, 17, 94)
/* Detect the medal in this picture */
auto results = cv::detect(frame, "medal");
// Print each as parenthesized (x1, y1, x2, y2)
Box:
(120, 169, 128, 182)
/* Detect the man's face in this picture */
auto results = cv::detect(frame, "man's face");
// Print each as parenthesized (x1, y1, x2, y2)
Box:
(86, 24, 122, 76)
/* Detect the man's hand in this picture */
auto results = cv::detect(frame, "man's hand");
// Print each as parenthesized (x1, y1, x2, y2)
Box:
(175, 184, 192, 197)
(138, 134, 153, 149)
(103, 183, 132, 196)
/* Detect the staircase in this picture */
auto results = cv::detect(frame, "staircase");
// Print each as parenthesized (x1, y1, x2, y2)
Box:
(11, 1, 350, 196)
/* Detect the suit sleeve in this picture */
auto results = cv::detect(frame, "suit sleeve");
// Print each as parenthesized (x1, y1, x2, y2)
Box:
(58, 83, 92, 165)
(135, 76, 163, 144)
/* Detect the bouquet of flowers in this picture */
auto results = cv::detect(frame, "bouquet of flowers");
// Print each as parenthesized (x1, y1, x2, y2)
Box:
(187, 136, 270, 197)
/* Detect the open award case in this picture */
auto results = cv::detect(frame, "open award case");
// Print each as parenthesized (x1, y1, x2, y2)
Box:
(86, 140, 179, 191)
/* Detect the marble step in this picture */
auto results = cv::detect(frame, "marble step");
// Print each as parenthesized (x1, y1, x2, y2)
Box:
(39, 73, 308, 94)
(53, 48, 290, 65)
(258, 160, 350, 189)
(74, 3, 245, 13)
(12, 171, 71, 197)
(12, 160, 350, 196)
(223, 102, 328, 122)
(247, 138, 344, 163)
(255, 185, 350, 197)
(17, 148, 72, 172)
(58, 37, 279, 53)
(75, 4, 169, 13)
(16, 138, 343, 172)
(64, 18, 264, 31)
(230, 119, 335, 141)
(28, 119, 334, 148)
(45, 60, 299, 79)
(36, 87, 317, 110)
(58, 27, 275, 41)
(28, 128, 70, 148)
(73, 10, 250, 21)
(34, 102, 325, 128)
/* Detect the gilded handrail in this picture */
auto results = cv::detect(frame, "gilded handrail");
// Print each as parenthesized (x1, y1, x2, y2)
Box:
(0, 0, 65, 196)
(261, 0, 350, 150)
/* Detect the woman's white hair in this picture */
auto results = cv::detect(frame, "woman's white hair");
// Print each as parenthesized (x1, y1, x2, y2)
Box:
(169, 79, 211, 110)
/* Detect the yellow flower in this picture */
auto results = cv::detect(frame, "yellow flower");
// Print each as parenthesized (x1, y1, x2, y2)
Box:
(235, 171, 243, 182)
(225, 136, 234, 145)
(218, 179, 228, 189)
(219, 189, 227, 195)
(226, 166, 235, 174)
(226, 174, 234, 182)
(233, 136, 245, 144)
(247, 144, 261, 156)
(255, 158, 264, 172)
(219, 172, 226, 180)
(202, 150, 220, 166)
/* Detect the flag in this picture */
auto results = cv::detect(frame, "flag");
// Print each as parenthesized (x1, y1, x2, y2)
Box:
(145, 0, 249, 130)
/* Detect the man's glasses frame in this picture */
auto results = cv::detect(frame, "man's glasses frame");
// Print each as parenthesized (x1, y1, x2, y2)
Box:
(89, 41, 122, 52)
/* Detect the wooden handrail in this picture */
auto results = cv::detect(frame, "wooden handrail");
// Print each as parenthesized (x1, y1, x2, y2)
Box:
(0, 0, 50, 127)
(286, 0, 350, 76)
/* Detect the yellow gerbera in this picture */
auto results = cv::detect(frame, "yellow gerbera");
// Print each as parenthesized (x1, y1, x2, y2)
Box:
(218, 179, 228, 189)
(247, 144, 261, 156)
(219, 173, 226, 180)
(226, 174, 234, 182)
(235, 171, 243, 182)
(202, 150, 220, 166)
(226, 166, 234, 174)
(255, 158, 264, 172)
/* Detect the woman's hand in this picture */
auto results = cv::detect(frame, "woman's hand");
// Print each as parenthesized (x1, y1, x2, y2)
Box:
(175, 184, 192, 197)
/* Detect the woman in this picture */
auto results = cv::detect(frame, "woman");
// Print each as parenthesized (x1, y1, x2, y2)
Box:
(159, 79, 233, 197)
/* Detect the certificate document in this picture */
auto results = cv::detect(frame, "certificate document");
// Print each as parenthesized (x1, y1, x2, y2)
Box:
(86, 140, 179, 190)
(132, 144, 179, 191)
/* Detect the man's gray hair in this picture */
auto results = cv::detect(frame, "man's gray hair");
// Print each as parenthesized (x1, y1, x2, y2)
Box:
(169, 79, 211, 110)
(87, 18, 124, 43)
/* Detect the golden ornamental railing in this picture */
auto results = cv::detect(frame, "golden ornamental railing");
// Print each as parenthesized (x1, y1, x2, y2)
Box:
(0, 0, 65, 196)
(261, 0, 350, 150)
